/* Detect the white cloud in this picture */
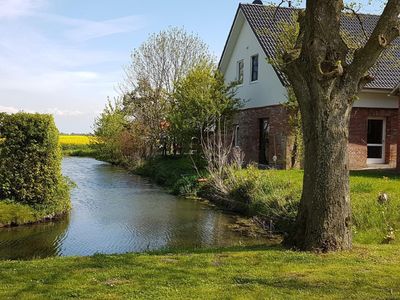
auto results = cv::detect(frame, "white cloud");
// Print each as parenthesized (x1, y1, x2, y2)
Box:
(42, 14, 147, 42)
(0, 0, 46, 19)
(46, 108, 83, 116)
(0, 105, 19, 113)
(0, 2, 145, 132)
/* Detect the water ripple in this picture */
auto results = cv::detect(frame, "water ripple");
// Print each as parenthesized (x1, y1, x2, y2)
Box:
(0, 157, 266, 260)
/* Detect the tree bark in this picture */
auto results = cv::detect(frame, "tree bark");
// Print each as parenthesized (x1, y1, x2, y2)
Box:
(287, 91, 353, 251)
(279, 0, 400, 252)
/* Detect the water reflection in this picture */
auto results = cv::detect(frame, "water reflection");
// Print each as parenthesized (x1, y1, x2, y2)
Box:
(0, 157, 264, 260)
(0, 217, 69, 260)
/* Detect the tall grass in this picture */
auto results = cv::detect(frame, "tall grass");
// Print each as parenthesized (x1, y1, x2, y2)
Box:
(224, 167, 400, 244)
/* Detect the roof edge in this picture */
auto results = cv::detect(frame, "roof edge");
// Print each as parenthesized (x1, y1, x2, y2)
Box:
(389, 83, 400, 96)
(218, 4, 242, 70)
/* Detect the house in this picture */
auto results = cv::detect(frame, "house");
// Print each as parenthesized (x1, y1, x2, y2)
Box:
(219, 1, 400, 170)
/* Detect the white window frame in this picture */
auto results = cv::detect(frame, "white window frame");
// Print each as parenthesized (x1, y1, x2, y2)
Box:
(367, 117, 386, 165)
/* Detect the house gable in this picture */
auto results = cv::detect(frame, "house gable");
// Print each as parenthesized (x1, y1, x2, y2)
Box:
(219, 8, 287, 109)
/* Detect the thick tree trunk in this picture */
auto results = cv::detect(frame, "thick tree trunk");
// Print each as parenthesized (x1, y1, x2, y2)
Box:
(286, 91, 353, 251)
(279, 0, 400, 252)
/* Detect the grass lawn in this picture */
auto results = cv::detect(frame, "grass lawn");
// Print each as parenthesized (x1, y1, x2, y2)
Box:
(0, 244, 399, 299)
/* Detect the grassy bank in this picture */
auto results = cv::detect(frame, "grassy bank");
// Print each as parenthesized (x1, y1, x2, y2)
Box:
(136, 157, 400, 244)
(0, 201, 70, 228)
(0, 180, 71, 227)
(59, 135, 99, 157)
(0, 244, 399, 299)
(134, 156, 206, 195)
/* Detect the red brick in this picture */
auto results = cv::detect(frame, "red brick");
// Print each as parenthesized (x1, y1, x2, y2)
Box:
(235, 105, 398, 170)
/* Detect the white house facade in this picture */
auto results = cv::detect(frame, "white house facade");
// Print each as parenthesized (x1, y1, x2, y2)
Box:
(219, 2, 400, 170)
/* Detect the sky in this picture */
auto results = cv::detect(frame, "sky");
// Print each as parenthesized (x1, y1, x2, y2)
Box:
(0, 0, 385, 133)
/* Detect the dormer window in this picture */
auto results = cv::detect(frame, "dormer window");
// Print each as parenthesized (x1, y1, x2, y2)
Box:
(237, 60, 244, 84)
(251, 54, 259, 82)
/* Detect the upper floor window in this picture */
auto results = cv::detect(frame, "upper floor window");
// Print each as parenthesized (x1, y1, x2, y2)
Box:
(251, 54, 259, 82)
(237, 60, 244, 84)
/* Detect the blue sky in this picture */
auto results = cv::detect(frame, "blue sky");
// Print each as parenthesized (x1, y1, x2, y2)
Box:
(0, 0, 385, 133)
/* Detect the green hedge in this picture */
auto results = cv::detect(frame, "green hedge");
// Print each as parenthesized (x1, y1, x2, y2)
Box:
(0, 113, 69, 208)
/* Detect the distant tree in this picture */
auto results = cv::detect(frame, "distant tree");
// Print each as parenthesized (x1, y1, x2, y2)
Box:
(93, 98, 127, 163)
(120, 27, 214, 157)
(169, 63, 241, 153)
(121, 27, 213, 95)
(122, 79, 169, 157)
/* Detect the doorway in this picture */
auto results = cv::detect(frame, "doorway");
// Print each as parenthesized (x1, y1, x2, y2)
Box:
(367, 118, 386, 164)
(259, 119, 270, 165)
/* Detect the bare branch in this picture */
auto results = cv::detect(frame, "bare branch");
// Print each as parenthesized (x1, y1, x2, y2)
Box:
(343, 5, 369, 42)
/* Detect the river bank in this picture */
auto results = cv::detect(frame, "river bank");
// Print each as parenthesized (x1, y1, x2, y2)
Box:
(0, 199, 71, 228)
(134, 156, 400, 245)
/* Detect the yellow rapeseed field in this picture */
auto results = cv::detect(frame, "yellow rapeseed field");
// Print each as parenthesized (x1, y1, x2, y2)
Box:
(59, 135, 95, 145)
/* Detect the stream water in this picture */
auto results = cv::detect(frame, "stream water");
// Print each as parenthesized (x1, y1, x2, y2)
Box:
(0, 157, 265, 260)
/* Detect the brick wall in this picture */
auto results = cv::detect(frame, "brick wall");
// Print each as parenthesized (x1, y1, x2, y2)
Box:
(349, 107, 398, 169)
(234, 104, 398, 170)
(398, 98, 400, 171)
(233, 105, 293, 169)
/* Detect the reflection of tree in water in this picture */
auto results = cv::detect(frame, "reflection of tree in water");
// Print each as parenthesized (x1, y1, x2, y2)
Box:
(0, 215, 70, 260)
(163, 200, 248, 250)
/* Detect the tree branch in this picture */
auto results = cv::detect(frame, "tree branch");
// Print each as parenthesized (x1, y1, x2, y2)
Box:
(347, 0, 400, 89)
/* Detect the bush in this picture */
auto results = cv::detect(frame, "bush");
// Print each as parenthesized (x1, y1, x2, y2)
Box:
(0, 113, 70, 211)
(135, 155, 206, 193)
(172, 175, 200, 196)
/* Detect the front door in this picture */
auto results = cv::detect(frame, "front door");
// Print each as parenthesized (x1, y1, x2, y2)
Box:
(367, 118, 386, 164)
(259, 119, 270, 165)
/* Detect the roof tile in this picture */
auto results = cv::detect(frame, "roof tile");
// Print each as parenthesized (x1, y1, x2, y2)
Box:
(239, 4, 400, 90)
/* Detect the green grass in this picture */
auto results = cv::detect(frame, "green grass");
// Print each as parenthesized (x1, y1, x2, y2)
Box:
(228, 168, 400, 244)
(0, 201, 40, 226)
(134, 156, 206, 193)
(0, 244, 399, 299)
(0, 178, 72, 227)
(0, 200, 70, 227)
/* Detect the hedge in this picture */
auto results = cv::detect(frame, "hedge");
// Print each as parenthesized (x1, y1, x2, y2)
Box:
(0, 113, 69, 209)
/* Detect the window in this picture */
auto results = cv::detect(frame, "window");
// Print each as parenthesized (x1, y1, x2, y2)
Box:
(237, 60, 244, 84)
(251, 54, 259, 82)
(234, 125, 240, 147)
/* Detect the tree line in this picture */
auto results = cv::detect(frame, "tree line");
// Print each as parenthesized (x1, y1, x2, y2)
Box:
(94, 27, 241, 165)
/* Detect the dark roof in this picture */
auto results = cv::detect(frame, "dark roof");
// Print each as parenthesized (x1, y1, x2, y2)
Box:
(239, 4, 400, 90)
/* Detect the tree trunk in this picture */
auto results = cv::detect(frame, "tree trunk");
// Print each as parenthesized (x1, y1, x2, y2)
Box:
(286, 90, 353, 252)
(280, 0, 400, 252)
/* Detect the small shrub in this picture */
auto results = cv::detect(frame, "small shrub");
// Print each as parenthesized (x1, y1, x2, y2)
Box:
(135, 155, 205, 192)
(172, 175, 200, 196)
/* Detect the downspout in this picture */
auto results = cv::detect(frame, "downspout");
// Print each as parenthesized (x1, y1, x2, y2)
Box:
(390, 84, 400, 171)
